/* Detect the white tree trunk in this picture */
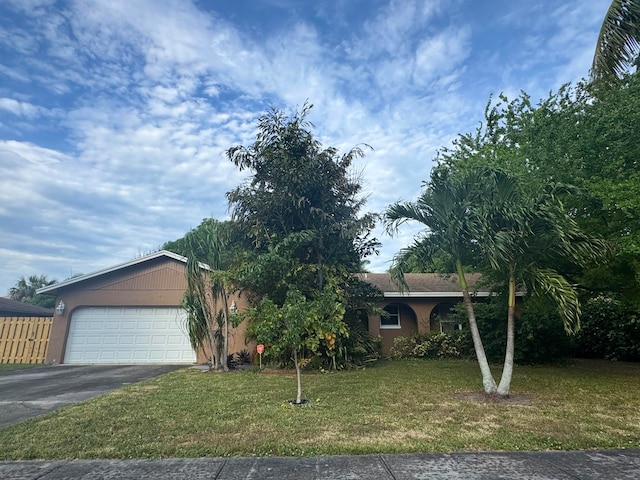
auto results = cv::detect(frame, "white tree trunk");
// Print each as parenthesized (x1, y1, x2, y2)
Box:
(221, 290, 230, 372)
(457, 261, 497, 394)
(497, 273, 517, 396)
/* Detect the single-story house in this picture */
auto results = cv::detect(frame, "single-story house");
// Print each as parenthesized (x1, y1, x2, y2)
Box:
(37, 251, 493, 363)
(1, 297, 54, 363)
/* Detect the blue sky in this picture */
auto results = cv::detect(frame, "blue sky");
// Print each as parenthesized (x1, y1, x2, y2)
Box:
(0, 0, 610, 294)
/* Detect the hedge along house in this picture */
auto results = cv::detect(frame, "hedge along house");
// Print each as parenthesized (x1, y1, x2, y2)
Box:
(37, 250, 249, 365)
(358, 273, 494, 354)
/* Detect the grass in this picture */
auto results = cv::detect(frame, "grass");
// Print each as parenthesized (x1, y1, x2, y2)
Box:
(0, 359, 638, 460)
(0, 363, 43, 372)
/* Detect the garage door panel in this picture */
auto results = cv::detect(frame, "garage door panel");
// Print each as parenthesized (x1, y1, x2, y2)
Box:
(65, 307, 195, 364)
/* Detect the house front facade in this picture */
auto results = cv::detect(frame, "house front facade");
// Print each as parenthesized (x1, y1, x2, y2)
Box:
(360, 273, 490, 354)
(38, 251, 488, 364)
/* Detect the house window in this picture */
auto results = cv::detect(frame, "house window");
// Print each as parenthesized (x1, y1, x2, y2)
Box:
(430, 303, 463, 333)
(381, 304, 401, 329)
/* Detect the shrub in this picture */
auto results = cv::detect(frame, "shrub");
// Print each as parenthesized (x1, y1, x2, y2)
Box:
(391, 331, 468, 360)
(448, 297, 573, 365)
(227, 353, 238, 369)
(574, 296, 640, 361)
(515, 296, 575, 365)
(236, 349, 252, 365)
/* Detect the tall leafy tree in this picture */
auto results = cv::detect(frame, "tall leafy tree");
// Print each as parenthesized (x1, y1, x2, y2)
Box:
(226, 103, 380, 373)
(438, 81, 640, 308)
(9, 275, 57, 308)
(226, 103, 379, 293)
(592, 0, 640, 81)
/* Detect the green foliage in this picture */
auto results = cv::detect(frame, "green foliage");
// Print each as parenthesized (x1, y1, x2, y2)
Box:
(226, 103, 379, 280)
(448, 299, 574, 365)
(388, 238, 457, 275)
(247, 286, 348, 367)
(390, 332, 469, 360)
(225, 104, 381, 373)
(574, 296, 640, 361)
(592, 0, 640, 81)
(163, 219, 244, 266)
(8, 275, 57, 309)
(180, 219, 236, 371)
(513, 297, 575, 365)
(437, 78, 640, 308)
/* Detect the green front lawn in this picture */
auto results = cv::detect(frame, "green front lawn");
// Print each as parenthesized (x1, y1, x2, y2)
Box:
(0, 359, 638, 459)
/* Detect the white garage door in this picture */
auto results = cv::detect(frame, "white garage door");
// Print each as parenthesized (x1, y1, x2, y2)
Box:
(65, 307, 196, 364)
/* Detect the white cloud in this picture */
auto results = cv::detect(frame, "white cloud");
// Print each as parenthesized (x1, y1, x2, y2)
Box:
(0, 98, 41, 117)
(0, 0, 612, 293)
(413, 27, 471, 86)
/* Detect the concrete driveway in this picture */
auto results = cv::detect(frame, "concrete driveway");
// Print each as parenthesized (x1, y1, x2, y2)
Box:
(0, 364, 186, 429)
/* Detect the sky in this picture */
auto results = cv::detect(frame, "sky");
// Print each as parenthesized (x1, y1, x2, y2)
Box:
(0, 0, 610, 295)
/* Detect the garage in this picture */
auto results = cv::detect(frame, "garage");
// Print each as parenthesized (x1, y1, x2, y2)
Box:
(37, 250, 248, 365)
(65, 307, 195, 364)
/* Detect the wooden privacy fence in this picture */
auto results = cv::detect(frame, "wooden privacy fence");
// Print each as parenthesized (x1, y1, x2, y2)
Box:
(0, 316, 52, 364)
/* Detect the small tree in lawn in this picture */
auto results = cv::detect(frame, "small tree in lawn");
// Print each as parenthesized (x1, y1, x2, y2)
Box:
(250, 286, 347, 404)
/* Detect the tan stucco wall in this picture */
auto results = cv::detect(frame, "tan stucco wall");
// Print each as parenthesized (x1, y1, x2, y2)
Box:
(368, 297, 463, 355)
(45, 257, 252, 364)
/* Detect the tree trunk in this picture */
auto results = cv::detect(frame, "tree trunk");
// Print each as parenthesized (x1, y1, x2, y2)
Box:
(456, 260, 497, 394)
(203, 295, 217, 371)
(221, 290, 230, 372)
(207, 333, 216, 371)
(497, 272, 517, 397)
(293, 349, 302, 404)
(212, 333, 223, 371)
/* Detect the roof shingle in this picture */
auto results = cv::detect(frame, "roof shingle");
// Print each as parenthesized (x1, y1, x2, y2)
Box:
(0, 297, 54, 317)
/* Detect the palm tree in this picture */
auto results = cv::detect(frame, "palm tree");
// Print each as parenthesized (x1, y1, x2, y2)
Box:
(182, 220, 235, 372)
(385, 167, 498, 394)
(8, 275, 57, 308)
(386, 167, 606, 397)
(474, 172, 606, 395)
(592, 0, 640, 81)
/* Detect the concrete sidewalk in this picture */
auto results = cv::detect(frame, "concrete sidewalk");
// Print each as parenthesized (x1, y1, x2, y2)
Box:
(1, 449, 639, 479)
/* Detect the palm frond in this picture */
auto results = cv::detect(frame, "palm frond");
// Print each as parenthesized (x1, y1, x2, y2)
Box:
(592, 0, 640, 80)
(530, 269, 581, 334)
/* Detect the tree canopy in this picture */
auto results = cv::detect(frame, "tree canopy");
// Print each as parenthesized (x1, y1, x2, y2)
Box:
(8, 275, 57, 309)
(435, 75, 640, 308)
(226, 103, 379, 291)
(225, 104, 382, 377)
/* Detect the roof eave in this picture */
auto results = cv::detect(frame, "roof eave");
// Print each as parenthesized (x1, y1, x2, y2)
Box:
(384, 291, 492, 298)
(36, 250, 189, 295)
